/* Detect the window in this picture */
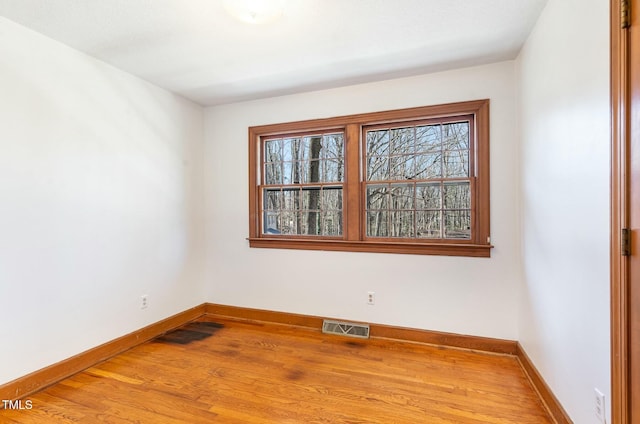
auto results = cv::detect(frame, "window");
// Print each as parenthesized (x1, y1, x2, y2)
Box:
(262, 131, 344, 236)
(248, 99, 492, 257)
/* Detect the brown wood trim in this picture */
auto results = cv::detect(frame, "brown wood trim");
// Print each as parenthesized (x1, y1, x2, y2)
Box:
(248, 126, 260, 239)
(344, 123, 361, 241)
(371, 324, 517, 355)
(247, 238, 492, 257)
(611, 0, 630, 422)
(248, 99, 492, 136)
(204, 303, 516, 355)
(205, 303, 324, 329)
(516, 343, 573, 424)
(0, 304, 206, 402)
(475, 99, 491, 246)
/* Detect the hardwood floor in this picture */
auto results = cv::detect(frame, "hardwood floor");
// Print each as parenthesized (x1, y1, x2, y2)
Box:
(1, 318, 553, 423)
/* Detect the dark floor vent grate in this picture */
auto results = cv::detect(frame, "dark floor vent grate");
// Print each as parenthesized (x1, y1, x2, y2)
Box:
(322, 320, 370, 339)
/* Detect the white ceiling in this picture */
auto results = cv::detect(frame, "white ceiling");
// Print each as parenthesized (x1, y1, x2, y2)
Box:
(0, 0, 548, 106)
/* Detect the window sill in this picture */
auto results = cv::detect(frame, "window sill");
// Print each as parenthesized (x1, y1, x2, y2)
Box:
(247, 238, 493, 257)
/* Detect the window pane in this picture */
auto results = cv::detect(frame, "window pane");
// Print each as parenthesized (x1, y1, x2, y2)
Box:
(295, 161, 307, 183)
(321, 159, 343, 182)
(288, 161, 303, 184)
(303, 211, 321, 235)
(414, 153, 442, 179)
(301, 188, 321, 210)
(281, 161, 292, 184)
(281, 137, 307, 162)
(415, 183, 441, 209)
(416, 211, 442, 238)
(367, 211, 388, 237)
(292, 161, 306, 183)
(280, 210, 297, 234)
(367, 130, 389, 156)
(444, 183, 471, 209)
(443, 122, 469, 150)
(283, 189, 300, 210)
(389, 127, 414, 155)
(416, 125, 441, 153)
(322, 134, 344, 160)
(390, 211, 414, 237)
(264, 162, 282, 184)
(263, 212, 281, 234)
(367, 185, 389, 210)
(404, 155, 417, 180)
(390, 184, 414, 209)
(444, 210, 471, 239)
(443, 150, 469, 178)
(282, 138, 294, 162)
(307, 136, 323, 165)
(307, 160, 321, 183)
(367, 156, 389, 181)
(322, 188, 342, 210)
(389, 155, 413, 180)
(263, 190, 281, 211)
(298, 137, 312, 162)
(322, 211, 342, 236)
(264, 139, 283, 162)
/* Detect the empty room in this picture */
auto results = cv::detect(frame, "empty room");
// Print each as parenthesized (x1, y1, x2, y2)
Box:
(1, 0, 633, 423)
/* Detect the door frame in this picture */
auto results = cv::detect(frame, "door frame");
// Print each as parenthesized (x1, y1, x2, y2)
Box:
(611, 0, 632, 423)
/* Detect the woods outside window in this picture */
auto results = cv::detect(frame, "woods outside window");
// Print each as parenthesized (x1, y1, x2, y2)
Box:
(248, 99, 492, 257)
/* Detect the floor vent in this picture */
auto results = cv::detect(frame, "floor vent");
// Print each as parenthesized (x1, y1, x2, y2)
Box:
(322, 320, 370, 339)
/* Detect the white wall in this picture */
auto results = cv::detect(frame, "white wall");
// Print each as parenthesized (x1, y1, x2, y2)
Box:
(516, 0, 610, 422)
(204, 61, 521, 340)
(0, 18, 206, 384)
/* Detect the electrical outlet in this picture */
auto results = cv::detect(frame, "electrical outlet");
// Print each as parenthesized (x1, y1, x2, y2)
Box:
(367, 291, 375, 305)
(594, 388, 606, 423)
(140, 294, 148, 310)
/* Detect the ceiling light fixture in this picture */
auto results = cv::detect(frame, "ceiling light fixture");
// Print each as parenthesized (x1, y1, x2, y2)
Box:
(223, 0, 286, 24)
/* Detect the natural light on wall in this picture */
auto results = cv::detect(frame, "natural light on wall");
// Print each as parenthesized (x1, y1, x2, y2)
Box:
(223, 0, 286, 24)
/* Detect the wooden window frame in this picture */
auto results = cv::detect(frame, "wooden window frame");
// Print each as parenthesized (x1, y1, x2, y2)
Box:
(248, 99, 492, 257)
(260, 129, 345, 238)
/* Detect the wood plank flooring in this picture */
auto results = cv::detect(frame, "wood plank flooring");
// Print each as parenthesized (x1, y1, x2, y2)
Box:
(0, 318, 553, 423)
